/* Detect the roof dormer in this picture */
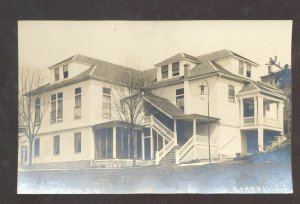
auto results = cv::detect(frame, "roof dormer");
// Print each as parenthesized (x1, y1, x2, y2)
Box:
(48, 55, 94, 84)
(155, 53, 199, 81)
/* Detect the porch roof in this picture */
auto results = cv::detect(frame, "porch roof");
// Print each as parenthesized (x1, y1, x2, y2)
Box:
(92, 120, 143, 129)
(238, 81, 285, 98)
(173, 114, 220, 123)
(143, 93, 186, 118)
(144, 93, 220, 123)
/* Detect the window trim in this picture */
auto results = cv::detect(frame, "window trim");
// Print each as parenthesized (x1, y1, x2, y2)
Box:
(74, 132, 81, 153)
(228, 85, 235, 102)
(74, 88, 82, 119)
(239, 61, 244, 75)
(246, 63, 251, 78)
(53, 135, 60, 155)
(102, 87, 112, 118)
(176, 88, 184, 110)
(35, 97, 41, 124)
(54, 68, 60, 81)
(161, 65, 168, 79)
(57, 92, 63, 122)
(63, 65, 69, 79)
(34, 138, 40, 157)
(172, 62, 180, 77)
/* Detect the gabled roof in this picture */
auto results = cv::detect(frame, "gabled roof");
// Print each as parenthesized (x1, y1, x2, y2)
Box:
(188, 49, 259, 79)
(50, 54, 143, 83)
(155, 53, 200, 66)
(29, 55, 145, 95)
(144, 93, 186, 118)
(239, 80, 285, 97)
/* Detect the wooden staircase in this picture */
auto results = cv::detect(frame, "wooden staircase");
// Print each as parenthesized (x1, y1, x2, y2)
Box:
(265, 135, 289, 152)
(159, 145, 181, 166)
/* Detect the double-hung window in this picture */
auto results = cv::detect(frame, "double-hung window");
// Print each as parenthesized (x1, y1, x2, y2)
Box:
(63, 65, 68, 79)
(228, 85, 235, 102)
(246, 63, 251, 78)
(53, 135, 60, 155)
(176, 88, 184, 110)
(74, 132, 81, 153)
(74, 88, 81, 119)
(50, 94, 56, 123)
(57, 92, 63, 121)
(54, 68, 60, 81)
(239, 61, 244, 75)
(35, 97, 41, 124)
(102, 87, 111, 118)
(34, 138, 40, 157)
(172, 62, 179, 76)
(50, 92, 63, 123)
(161, 65, 168, 79)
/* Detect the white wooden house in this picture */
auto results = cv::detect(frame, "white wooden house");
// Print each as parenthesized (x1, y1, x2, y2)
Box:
(18, 50, 286, 168)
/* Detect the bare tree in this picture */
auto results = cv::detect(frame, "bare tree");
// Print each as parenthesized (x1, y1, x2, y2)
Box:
(111, 62, 150, 166)
(18, 66, 49, 169)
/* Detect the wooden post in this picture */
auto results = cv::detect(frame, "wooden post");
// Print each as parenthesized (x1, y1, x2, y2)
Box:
(258, 127, 264, 151)
(142, 130, 145, 160)
(112, 126, 116, 159)
(174, 119, 177, 145)
(150, 127, 153, 160)
(254, 96, 258, 125)
(193, 117, 197, 135)
(240, 97, 244, 126)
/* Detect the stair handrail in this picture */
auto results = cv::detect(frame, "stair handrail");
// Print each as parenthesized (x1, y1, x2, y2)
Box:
(176, 135, 196, 163)
(155, 139, 175, 165)
(151, 115, 174, 140)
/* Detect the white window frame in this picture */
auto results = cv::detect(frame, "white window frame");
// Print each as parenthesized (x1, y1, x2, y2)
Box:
(102, 87, 111, 118)
(228, 85, 235, 102)
(176, 88, 184, 110)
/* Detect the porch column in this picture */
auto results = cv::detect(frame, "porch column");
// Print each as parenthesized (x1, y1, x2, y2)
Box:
(142, 130, 145, 160)
(89, 127, 95, 160)
(150, 127, 153, 159)
(254, 96, 258, 125)
(174, 119, 177, 145)
(258, 127, 264, 151)
(257, 96, 264, 125)
(278, 102, 284, 132)
(112, 126, 116, 159)
(240, 98, 244, 126)
(193, 117, 197, 135)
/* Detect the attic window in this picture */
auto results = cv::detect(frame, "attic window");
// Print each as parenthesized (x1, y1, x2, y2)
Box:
(246, 63, 251, 78)
(172, 62, 179, 76)
(239, 61, 244, 75)
(54, 68, 59, 81)
(161, 65, 168, 79)
(63, 65, 68, 79)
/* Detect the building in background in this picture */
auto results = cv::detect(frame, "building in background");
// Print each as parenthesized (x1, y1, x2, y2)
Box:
(260, 65, 291, 138)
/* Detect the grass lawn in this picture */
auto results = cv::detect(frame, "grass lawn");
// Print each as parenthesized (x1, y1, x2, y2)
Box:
(17, 160, 292, 194)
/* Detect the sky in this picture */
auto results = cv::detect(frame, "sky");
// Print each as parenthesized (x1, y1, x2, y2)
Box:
(18, 20, 292, 77)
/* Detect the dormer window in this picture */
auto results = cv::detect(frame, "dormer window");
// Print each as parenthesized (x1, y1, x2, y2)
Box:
(239, 61, 244, 75)
(63, 65, 68, 79)
(246, 63, 251, 78)
(172, 62, 179, 76)
(161, 65, 168, 79)
(54, 68, 60, 81)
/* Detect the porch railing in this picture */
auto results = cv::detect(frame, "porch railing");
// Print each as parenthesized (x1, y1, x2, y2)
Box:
(264, 117, 280, 128)
(155, 139, 175, 165)
(144, 115, 174, 141)
(176, 135, 217, 164)
(152, 116, 174, 140)
(176, 135, 196, 164)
